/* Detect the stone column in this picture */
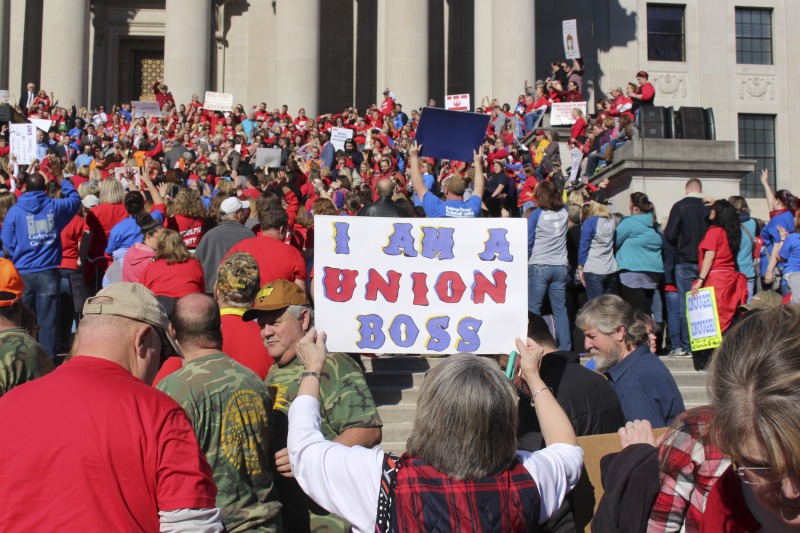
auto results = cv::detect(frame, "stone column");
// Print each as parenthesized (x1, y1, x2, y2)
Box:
(473, 0, 493, 105)
(40, 0, 88, 105)
(0, 0, 9, 90)
(491, 0, 534, 106)
(276, 0, 320, 117)
(383, 0, 428, 110)
(164, 0, 211, 107)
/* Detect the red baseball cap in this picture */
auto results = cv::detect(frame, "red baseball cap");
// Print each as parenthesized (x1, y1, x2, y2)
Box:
(0, 258, 24, 307)
(636, 71, 649, 79)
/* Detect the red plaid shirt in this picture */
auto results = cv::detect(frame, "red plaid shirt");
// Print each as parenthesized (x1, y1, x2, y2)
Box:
(647, 406, 731, 533)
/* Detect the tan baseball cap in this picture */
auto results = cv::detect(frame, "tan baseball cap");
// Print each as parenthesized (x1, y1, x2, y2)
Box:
(82, 282, 182, 357)
(243, 279, 309, 321)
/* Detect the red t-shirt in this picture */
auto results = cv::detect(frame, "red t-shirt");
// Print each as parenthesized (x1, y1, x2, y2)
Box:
(699, 226, 736, 271)
(86, 203, 129, 262)
(153, 310, 273, 386)
(140, 258, 205, 298)
(240, 187, 261, 200)
(225, 235, 307, 287)
(165, 214, 206, 249)
(59, 214, 87, 270)
(0, 356, 216, 531)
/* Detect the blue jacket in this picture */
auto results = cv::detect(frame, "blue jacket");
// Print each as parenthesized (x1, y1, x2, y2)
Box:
(760, 209, 795, 276)
(1, 180, 80, 274)
(578, 216, 617, 275)
(615, 213, 663, 273)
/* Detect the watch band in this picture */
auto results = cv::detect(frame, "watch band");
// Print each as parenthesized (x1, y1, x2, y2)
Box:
(299, 371, 321, 384)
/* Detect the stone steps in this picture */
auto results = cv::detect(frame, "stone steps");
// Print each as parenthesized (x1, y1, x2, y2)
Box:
(367, 354, 709, 454)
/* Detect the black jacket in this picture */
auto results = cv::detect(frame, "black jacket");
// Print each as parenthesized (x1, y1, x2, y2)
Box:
(518, 351, 625, 533)
(665, 195, 709, 264)
(358, 196, 409, 218)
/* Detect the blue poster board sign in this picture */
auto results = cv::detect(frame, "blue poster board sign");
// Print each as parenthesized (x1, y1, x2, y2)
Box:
(414, 107, 491, 162)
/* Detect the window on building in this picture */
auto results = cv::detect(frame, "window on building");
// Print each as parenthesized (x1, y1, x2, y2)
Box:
(738, 114, 776, 198)
(647, 4, 686, 61)
(736, 8, 772, 65)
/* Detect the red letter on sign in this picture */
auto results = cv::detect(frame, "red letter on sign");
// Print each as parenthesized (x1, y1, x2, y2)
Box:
(434, 271, 466, 303)
(471, 270, 508, 304)
(365, 269, 401, 303)
(322, 267, 358, 302)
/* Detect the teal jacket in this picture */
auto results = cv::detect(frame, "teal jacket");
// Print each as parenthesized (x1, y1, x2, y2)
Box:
(615, 213, 664, 273)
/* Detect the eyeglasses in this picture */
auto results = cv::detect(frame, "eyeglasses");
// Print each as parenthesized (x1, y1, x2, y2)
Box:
(733, 461, 799, 486)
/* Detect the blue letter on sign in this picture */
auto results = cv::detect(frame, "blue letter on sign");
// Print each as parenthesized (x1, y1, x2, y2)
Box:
(478, 228, 513, 262)
(425, 316, 451, 352)
(420, 227, 455, 260)
(356, 315, 385, 349)
(455, 317, 483, 352)
(389, 315, 420, 348)
(333, 222, 351, 254)
(383, 223, 418, 257)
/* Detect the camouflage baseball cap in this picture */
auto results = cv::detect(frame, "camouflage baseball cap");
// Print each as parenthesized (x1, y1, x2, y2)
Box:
(216, 252, 260, 303)
(83, 282, 182, 357)
(242, 279, 309, 321)
(0, 258, 24, 307)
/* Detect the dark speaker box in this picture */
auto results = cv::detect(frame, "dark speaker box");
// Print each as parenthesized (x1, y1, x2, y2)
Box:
(678, 107, 705, 124)
(665, 107, 676, 139)
(641, 123, 667, 139)
(681, 121, 707, 140)
(0, 105, 11, 122)
(704, 108, 716, 141)
(640, 106, 666, 124)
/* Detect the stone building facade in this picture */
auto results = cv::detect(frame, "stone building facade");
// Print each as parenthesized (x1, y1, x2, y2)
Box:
(0, 0, 797, 202)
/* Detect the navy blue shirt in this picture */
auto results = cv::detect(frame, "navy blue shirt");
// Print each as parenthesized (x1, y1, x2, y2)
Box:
(605, 344, 685, 428)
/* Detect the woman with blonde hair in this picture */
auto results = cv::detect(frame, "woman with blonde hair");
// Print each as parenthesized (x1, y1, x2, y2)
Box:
(165, 187, 207, 249)
(578, 195, 618, 299)
(0, 191, 16, 229)
(139, 228, 204, 315)
(80, 178, 128, 289)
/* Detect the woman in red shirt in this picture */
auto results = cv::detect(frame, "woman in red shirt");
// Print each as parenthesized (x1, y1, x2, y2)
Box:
(81, 178, 128, 289)
(140, 229, 204, 315)
(690, 199, 748, 332)
(165, 187, 206, 249)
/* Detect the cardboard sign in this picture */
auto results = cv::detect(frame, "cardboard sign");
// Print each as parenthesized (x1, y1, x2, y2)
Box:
(113, 167, 142, 188)
(414, 107, 491, 162)
(204, 91, 234, 112)
(9, 123, 36, 165)
(550, 101, 587, 126)
(562, 19, 581, 59)
(255, 147, 282, 169)
(445, 93, 471, 111)
(686, 287, 723, 352)
(314, 216, 528, 354)
(330, 127, 354, 152)
(30, 118, 53, 132)
(132, 101, 162, 118)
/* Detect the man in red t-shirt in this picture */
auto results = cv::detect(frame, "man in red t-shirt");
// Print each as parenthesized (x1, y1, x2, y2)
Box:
(380, 89, 396, 116)
(0, 283, 221, 531)
(225, 209, 307, 291)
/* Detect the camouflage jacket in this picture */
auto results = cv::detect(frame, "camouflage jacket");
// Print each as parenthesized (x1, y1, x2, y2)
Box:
(0, 327, 54, 398)
(156, 352, 281, 533)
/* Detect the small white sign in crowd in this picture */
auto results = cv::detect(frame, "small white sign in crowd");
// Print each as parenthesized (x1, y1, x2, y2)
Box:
(445, 94, 471, 112)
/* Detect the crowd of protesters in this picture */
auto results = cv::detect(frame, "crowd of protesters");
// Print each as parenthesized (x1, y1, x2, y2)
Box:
(0, 63, 797, 532)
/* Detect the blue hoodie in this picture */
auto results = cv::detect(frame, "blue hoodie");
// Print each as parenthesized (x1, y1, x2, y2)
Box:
(1, 180, 80, 274)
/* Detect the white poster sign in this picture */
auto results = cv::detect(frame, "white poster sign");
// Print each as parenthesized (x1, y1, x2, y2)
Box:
(445, 94, 471, 111)
(330, 127, 354, 151)
(686, 287, 723, 352)
(203, 91, 234, 112)
(255, 147, 282, 169)
(314, 216, 528, 354)
(132, 101, 162, 118)
(9, 123, 36, 165)
(550, 101, 587, 126)
(0, 90, 9, 104)
(29, 118, 53, 132)
(562, 19, 581, 59)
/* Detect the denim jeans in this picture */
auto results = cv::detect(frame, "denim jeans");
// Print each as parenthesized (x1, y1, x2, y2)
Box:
(583, 272, 617, 301)
(747, 277, 755, 303)
(524, 110, 544, 134)
(58, 269, 78, 348)
(22, 269, 60, 358)
(674, 263, 698, 352)
(664, 291, 684, 350)
(528, 264, 572, 350)
(585, 152, 602, 176)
